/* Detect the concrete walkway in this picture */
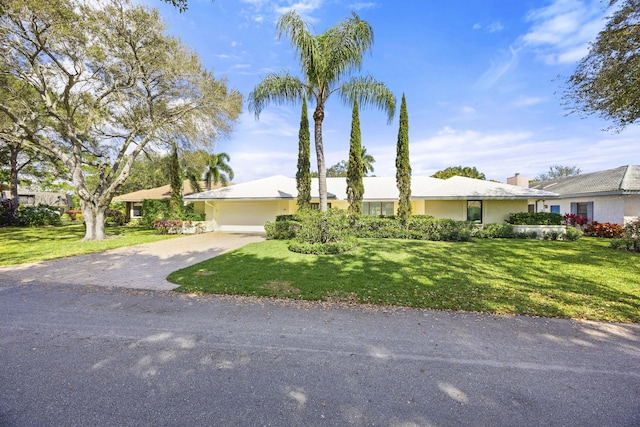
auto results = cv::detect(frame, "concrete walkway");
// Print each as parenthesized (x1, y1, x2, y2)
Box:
(0, 232, 265, 291)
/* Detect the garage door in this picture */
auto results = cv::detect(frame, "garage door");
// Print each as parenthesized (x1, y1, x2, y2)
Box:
(218, 201, 279, 232)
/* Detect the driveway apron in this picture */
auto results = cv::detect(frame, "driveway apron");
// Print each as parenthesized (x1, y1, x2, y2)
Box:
(0, 232, 265, 291)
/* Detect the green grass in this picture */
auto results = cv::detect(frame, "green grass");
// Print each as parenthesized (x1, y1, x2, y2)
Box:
(168, 238, 640, 323)
(0, 221, 177, 266)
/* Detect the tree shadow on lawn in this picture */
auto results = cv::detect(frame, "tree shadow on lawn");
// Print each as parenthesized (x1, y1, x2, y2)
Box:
(170, 238, 640, 323)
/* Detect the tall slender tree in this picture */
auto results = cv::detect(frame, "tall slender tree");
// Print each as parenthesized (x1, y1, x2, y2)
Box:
(296, 98, 311, 210)
(396, 93, 412, 224)
(346, 99, 364, 218)
(169, 142, 184, 218)
(248, 10, 395, 211)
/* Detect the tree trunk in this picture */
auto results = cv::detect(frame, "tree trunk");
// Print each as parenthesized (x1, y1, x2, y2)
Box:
(313, 106, 327, 211)
(80, 200, 107, 241)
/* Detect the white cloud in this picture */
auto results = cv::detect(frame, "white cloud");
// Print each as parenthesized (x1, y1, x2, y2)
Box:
(473, 23, 482, 30)
(349, 2, 377, 11)
(487, 21, 504, 33)
(511, 96, 545, 108)
(522, 0, 607, 65)
(475, 45, 520, 89)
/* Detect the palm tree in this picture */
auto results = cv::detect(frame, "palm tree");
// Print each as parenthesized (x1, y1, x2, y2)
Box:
(248, 10, 395, 211)
(204, 152, 234, 190)
(361, 146, 375, 176)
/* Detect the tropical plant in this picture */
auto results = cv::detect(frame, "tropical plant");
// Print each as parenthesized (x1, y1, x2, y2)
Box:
(248, 10, 395, 211)
(203, 152, 234, 190)
(361, 146, 376, 176)
(396, 94, 411, 224)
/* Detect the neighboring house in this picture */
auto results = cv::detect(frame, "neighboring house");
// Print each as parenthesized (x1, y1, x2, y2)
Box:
(0, 189, 73, 211)
(184, 175, 558, 232)
(528, 165, 640, 225)
(113, 180, 226, 221)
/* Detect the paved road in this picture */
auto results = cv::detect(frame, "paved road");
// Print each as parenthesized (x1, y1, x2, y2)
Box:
(1, 280, 639, 427)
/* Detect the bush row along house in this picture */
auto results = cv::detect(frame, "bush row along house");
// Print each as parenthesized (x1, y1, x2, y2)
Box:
(182, 175, 558, 232)
(111, 165, 640, 232)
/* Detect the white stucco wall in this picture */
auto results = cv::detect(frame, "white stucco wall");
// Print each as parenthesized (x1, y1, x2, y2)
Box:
(423, 199, 527, 223)
(535, 195, 637, 224)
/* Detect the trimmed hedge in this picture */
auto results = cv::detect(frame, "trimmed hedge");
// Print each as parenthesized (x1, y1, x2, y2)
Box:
(506, 212, 563, 225)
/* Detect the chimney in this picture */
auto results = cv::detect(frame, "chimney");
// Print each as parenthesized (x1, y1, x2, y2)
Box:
(507, 173, 529, 188)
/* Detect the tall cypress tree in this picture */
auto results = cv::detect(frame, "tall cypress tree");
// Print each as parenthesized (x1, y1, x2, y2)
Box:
(396, 93, 412, 224)
(169, 142, 183, 219)
(296, 98, 311, 210)
(346, 99, 364, 219)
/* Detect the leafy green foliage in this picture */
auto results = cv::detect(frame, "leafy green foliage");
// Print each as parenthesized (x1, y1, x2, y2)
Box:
(395, 94, 411, 224)
(472, 223, 515, 238)
(141, 200, 172, 229)
(534, 165, 581, 182)
(346, 99, 364, 219)
(432, 166, 486, 180)
(564, 0, 640, 130)
(13, 204, 61, 227)
(507, 212, 563, 225)
(296, 98, 311, 210)
(610, 218, 640, 252)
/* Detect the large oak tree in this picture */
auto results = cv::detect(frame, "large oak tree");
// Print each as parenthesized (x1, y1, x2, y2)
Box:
(564, 0, 640, 131)
(0, 0, 241, 240)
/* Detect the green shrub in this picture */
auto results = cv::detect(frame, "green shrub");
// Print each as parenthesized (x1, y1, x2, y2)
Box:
(507, 212, 563, 225)
(105, 208, 126, 226)
(563, 227, 583, 241)
(472, 223, 515, 239)
(610, 218, 640, 252)
(288, 236, 358, 255)
(542, 230, 561, 240)
(353, 215, 472, 241)
(265, 220, 300, 240)
(14, 204, 62, 227)
(141, 199, 171, 228)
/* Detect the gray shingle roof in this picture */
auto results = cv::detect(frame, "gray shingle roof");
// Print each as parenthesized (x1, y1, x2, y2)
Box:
(530, 165, 640, 196)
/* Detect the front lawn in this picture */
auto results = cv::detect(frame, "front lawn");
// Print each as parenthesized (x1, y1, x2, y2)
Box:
(0, 221, 177, 266)
(168, 238, 640, 323)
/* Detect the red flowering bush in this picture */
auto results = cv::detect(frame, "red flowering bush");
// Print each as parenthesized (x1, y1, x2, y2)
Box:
(583, 221, 624, 238)
(66, 209, 82, 220)
(153, 219, 183, 234)
(563, 213, 589, 227)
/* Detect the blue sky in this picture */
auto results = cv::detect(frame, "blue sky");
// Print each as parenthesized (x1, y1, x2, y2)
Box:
(140, 0, 638, 183)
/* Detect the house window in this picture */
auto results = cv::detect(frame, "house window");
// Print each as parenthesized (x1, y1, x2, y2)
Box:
(528, 204, 535, 213)
(467, 200, 482, 223)
(362, 202, 394, 216)
(132, 203, 142, 218)
(310, 203, 331, 210)
(571, 202, 593, 221)
(550, 205, 560, 214)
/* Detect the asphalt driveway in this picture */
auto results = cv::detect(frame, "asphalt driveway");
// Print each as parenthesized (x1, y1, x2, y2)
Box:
(0, 232, 265, 290)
